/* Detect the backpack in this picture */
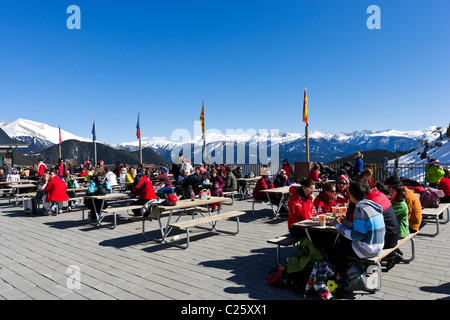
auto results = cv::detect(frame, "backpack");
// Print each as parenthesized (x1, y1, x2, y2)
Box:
(419, 187, 440, 208)
(24, 198, 37, 215)
(67, 179, 77, 189)
(266, 264, 289, 289)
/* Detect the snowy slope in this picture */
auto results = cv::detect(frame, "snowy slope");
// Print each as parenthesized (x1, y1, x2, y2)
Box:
(0, 118, 91, 144)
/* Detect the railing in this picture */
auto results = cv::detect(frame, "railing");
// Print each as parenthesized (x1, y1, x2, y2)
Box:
(327, 162, 449, 184)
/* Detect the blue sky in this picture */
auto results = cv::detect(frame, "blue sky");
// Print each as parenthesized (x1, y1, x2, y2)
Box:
(0, 0, 449, 145)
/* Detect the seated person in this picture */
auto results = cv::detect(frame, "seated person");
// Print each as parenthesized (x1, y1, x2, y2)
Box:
(287, 178, 315, 238)
(180, 167, 204, 199)
(44, 169, 70, 215)
(150, 167, 172, 188)
(274, 169, 290, 188)
(438, 168, 450, 203)
(85, 175, 113, 219)
(335, 175, 350, 206)
(385, 176, 422, 234)
(223, 167, 237, 192)
(130, 171, 157, 216)
(328, 181, 385, 275)
(313, 182, 338, 213)
(252, 169, 274, 200)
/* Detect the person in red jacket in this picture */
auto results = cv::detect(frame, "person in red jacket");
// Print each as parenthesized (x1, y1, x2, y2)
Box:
(44, 169, 69, 215)
(438, 168, 450, 203)
(252, 170, 274, 200)
(36, 158, 47, 177)
(313, 182, 338, 213)
(288, 179, 315, 238)
(130, 171, 157, 216)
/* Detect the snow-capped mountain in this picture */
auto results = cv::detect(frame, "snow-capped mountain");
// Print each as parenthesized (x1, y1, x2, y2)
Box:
(1, 118, 446, 163)
(0, 119, 91, 153)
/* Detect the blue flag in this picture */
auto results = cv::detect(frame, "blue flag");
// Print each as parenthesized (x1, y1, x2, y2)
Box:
(92, 121, 96, 142)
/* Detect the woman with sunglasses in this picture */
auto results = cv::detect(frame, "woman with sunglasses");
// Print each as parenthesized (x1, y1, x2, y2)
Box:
(313, 182, 338, 213)
(288, 178, 316, 238)
(336, 175, 350, 205)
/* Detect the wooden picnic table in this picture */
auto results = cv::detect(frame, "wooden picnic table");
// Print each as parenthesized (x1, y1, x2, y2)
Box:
(236, 176, 261, 198)
(141, 196, 238, 249)
(259, 186, 291, 219)
(83, 192, 132, 227)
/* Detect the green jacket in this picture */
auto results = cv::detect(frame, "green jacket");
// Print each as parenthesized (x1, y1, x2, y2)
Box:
(425, 164, 445, 184)
(224, 172, 237, 191)
(392, 200, 410, 239)
(287, 238, 325, 273)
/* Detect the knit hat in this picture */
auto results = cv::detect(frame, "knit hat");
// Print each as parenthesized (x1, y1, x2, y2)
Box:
(337, 175, 349, 184)
(261, 169, 271, 176)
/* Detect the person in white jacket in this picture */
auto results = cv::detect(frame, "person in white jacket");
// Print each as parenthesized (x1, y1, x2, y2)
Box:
(105, 167, 118, 187)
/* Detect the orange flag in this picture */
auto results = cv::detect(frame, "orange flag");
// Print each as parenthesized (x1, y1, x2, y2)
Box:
(200, 101, 205, 134)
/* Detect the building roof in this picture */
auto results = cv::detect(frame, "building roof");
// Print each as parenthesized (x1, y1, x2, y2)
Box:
(0, 127, 28, 148)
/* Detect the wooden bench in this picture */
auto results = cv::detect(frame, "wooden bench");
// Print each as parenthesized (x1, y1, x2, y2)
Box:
(267, 235, 300, 264)
(248, 198, 272, 217)
(348, 231, 418, 292)
(420, 203, 450, 237)
(168, 210, 246, 249)
(223, 191, 238, 204)
(83, 204, 143, 229)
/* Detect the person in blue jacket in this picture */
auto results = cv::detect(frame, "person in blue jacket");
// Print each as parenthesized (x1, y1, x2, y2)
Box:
(352, 151, 364, 178)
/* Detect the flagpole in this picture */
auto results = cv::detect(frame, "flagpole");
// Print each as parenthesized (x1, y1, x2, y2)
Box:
(304, 83, 310, 162)
(139, 112, 142, 165)
(59, 126, 62, 159)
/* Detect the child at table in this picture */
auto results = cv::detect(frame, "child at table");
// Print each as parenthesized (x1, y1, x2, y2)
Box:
(210, 181, 223, 211)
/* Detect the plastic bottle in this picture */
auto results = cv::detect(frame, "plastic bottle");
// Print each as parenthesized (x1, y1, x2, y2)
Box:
(191, 190, 195, 201)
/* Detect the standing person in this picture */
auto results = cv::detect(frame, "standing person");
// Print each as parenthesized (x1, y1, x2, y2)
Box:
(282, 159, 294, 180)
(287, 178, 315, 238)
(438, 168, 450, 203)
(308, 163, 321, 182)
(54, 159, 68, 180)
(36, 158, 47, 177)
(425, 158, 445, 189)
(130, 171, 157, 217)
(44, 169, 69, 215)
(352, 151, 364, 178)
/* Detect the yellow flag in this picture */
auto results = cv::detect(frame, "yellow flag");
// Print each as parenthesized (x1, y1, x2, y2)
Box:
(302, 87, 308, 126)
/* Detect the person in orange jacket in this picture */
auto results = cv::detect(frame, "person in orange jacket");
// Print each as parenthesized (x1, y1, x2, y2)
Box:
(44, 169, 69, 215)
